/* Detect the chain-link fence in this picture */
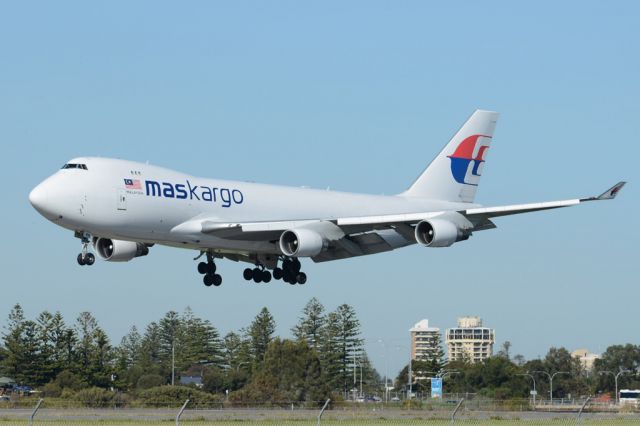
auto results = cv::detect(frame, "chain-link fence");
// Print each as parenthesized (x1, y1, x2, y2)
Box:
(1, 397, 639, 425)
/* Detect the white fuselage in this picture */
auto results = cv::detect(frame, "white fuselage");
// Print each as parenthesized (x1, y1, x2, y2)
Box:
(29, 157, 475, 255)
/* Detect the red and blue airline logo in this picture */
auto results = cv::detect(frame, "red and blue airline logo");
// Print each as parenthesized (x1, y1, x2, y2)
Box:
(447, 134, 491, 186)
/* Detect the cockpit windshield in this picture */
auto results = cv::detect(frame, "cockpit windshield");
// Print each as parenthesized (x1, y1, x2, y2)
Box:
(61, 163, 88, 170)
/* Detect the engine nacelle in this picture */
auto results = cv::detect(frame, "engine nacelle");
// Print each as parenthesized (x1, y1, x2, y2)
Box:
(415, 219, 465, 248)
(279, 229, 326, 257)
(94, 238, 149, 262)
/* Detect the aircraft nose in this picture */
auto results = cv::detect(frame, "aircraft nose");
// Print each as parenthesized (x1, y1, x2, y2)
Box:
(29, 181, 54, 218)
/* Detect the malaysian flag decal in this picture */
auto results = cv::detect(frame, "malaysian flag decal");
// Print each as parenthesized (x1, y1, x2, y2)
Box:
(124, 179, 142, 189)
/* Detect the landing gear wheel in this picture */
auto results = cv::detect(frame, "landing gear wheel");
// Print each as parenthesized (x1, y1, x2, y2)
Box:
(252, 268, 263, 283)
(243, 268, 253, 280)
(262, 270, 272, 283)
(203, 274, 214, 287)
(273, 267, 283, 280)
(85, 253, 95, 266)
(77, 254, 85, 266)
(212, 274, 222, 286)
(296, 272, 307, 285)
(208, 262, 217, 274)
(198, 262, 209, 274)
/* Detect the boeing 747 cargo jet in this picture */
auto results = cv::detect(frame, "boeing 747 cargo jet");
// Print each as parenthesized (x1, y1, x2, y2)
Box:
(29, 110, 625, 287)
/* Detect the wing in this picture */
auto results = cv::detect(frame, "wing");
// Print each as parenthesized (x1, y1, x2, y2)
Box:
(172, 182, 626, 262)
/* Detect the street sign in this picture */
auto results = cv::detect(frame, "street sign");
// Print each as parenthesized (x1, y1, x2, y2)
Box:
(530, 390, 538, 396)
(431, 377, 443, 399)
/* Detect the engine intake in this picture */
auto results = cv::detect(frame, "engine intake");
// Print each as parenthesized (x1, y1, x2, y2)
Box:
(279, 229, 325, 257)
(94, 238, 149, 262)
(415, 219, 464, 248)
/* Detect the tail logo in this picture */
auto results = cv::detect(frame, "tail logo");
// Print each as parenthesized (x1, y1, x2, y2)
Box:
(447, 134, 491, 186)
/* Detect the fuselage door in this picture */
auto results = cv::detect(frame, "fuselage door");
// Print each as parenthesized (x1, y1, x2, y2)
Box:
(117, 189, 127, 211)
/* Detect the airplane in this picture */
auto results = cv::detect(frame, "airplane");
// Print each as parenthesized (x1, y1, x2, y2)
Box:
(29, 110, 625, 287)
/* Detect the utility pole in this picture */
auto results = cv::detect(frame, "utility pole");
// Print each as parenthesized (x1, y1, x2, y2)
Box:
(599, 369, 631, 404)
(516, 372, 537, 407)
(172, 340, 175, 386)
(408, 348, 412, 399)
(533, 371, 570, 404)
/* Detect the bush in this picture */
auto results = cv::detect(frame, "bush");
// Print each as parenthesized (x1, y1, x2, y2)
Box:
(42, 382, 62, 398)
(136, 374, 166, 390)
(73, 387, 115, 407)
(138, 386, 221, 407)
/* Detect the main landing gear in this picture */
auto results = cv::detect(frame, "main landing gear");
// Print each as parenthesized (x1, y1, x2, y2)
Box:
(274, 257, 307, 285)
(197, 253, 222, 287)
(243, 265, 272, 283)
(243, 257, 306, 285)
(76, 232, 95, 266)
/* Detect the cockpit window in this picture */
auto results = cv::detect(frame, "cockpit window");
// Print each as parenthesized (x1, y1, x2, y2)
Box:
(61, 163, 88, 170)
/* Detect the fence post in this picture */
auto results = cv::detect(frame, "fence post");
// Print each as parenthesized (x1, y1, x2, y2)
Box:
(576, 397, 590, 425)
(450, 398, 465, 426)
(317, 398, 331, 426)
(28, 398, 43, 426)
(175, 399, 189, 426)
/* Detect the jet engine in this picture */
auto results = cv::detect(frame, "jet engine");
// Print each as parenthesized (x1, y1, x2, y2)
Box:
(414, 219, 468, 248)
(279, 229, 326, 257)
(94, 238, 149, 262)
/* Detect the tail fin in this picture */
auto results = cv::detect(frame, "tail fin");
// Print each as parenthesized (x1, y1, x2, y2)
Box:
(403, 109, 499, 203)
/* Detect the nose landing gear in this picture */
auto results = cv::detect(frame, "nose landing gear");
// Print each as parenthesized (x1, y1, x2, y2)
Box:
(196, 252, 222, 287)
(76, 232, 95, 266)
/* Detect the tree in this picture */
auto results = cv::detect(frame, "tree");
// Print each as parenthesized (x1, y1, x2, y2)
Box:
(248, 307, 276, 367)
(1, 304, 26, 380)
(234, 339, 329, 404)
(180, 308, 224, 369)
(292, 298, 326, 350)
(318, 311, 342, 390)
(75, 312, 113, 387)
(594, 344, 640, 395)
(329, 304, 364, 394)
(498, 341, 512, 360)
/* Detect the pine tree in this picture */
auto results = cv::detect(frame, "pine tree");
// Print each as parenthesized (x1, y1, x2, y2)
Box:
(248, 307, 276, 367)
(1, 304, 25, 380)
(292, 298, 326, 350)
(74, 312, 113, 387)
(332, 304, 364, 394)
(181, 308, 224, 369)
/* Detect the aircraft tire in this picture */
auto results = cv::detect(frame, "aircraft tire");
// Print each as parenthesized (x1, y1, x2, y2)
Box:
(296, 272, 307, 285)
(85, 253, 95, 266)
(252, 268, 263, 283)
(212, 274, 222, 286)
(262, 270, 272, 283)
(203, 274, 214, 287)
(77, 254, 85, 266)
(208, 262, 217, 274)
(197, 262, 208, 274)
(243, 268, 253, 280)
(292, 258, 301, 272)
(273, 267, 283, 280)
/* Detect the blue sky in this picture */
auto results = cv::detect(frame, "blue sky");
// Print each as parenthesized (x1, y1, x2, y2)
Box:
(1, 1, 638, 378)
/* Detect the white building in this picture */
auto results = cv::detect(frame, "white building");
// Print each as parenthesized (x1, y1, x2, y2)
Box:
(410, 319, 442, 361)
(445, 316, 495, 363)
(571, 348, 600, 370)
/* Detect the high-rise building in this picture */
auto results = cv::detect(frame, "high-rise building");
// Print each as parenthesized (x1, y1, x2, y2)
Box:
(410, 319, 441, 361)
(445, 316, 495, 363)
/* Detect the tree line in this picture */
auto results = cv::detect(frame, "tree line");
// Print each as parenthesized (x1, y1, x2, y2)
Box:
(395, 342, 640, 400)
(0, 298, 381, 403)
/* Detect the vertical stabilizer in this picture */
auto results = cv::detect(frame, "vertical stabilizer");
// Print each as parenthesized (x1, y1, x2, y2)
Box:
(403, 110, 499, 202)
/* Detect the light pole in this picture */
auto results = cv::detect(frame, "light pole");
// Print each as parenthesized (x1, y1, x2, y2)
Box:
(516, 372, 537, 407)
(378, 339, 389, 402)
(599, 369, 631, 404)
(533, 371, 570, 404)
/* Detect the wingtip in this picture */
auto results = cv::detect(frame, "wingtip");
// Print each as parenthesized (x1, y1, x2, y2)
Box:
(596, 181, 626, 200)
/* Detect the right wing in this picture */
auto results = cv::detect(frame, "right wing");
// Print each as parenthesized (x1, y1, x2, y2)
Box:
(171, 182, 626, 262)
